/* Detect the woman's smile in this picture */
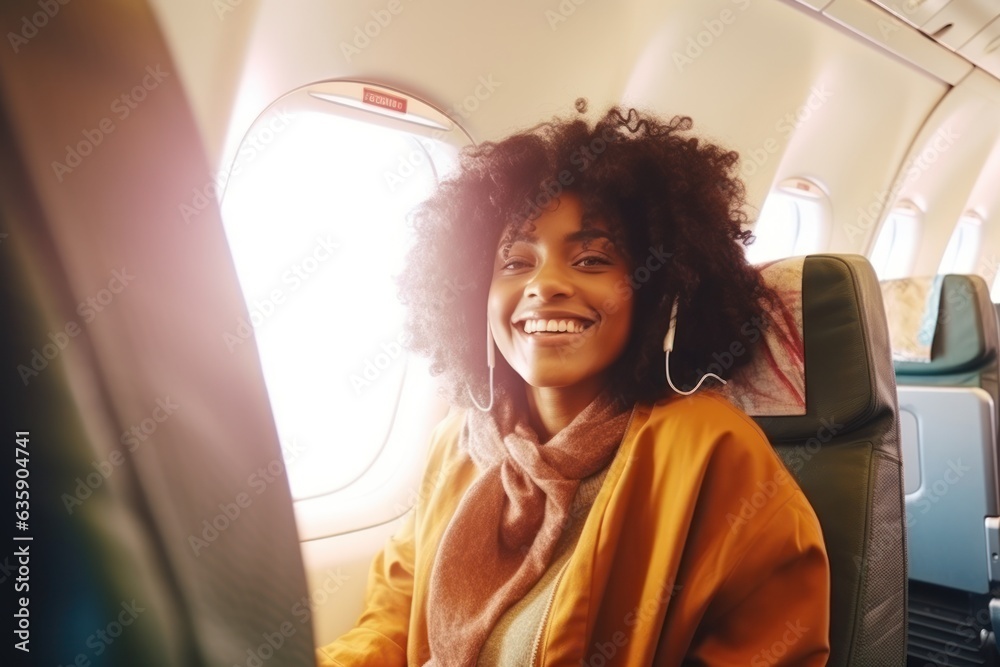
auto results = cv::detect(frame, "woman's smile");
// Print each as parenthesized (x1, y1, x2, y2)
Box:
(513, 316, 596, 347)
(518, 317, 592, 335)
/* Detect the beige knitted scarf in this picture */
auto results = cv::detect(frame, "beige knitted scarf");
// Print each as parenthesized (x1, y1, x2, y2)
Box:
(423, 391, 634, 666)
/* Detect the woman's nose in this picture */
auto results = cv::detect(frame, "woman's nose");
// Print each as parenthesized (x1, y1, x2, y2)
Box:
(525, 262, 574, 300)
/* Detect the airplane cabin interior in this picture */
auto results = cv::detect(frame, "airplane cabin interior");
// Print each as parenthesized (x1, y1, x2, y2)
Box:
(7, 0, 1000, 665)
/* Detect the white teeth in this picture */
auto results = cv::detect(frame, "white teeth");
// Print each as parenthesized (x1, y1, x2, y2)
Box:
(522, 318, 590, 334)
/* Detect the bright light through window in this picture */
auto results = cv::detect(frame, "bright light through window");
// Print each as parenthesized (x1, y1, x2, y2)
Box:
(221, 96, 460, 500)
(938, 212, 982, 275)
(869, 204, 921, 280)
(745, 178, 827, 265)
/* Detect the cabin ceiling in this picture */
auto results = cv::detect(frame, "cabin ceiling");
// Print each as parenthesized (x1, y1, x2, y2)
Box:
(147, 0, 1000, 278)
(148, 0, 1000, 169)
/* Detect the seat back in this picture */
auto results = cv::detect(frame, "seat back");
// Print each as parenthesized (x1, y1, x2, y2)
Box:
(880, 275, 1000, 662)
(725, 254, 907, 667)
(0, 2, 315, 664)
(883, 274, 999, 591)
(892, 274, 1000, 422)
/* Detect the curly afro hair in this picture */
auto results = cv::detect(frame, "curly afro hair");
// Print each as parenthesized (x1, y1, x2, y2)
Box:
(397, 104, 775, 408)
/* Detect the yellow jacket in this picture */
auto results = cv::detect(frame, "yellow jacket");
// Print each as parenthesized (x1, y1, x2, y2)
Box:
(317, 393, 830, 666)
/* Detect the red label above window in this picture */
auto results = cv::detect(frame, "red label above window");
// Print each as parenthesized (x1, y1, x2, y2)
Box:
(362, 88, 407, 114)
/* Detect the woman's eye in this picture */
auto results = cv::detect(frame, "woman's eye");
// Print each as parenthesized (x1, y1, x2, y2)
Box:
(575, 255, 613, 268)
(502, 258, 531, 271)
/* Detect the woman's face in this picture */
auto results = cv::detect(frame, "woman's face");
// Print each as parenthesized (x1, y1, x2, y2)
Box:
(488, 194, 634, 394)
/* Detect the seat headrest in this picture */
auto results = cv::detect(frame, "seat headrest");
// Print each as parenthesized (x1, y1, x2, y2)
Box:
(727, 255, 898, 445)
(879, 276, 943, 363)
(720, 256, 806, 416)
(889, 275, 998, 377)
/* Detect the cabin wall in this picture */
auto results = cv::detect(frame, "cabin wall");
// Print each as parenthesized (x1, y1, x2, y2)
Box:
(894, 70, 1000, 279)
(146, 0, 261, 169)
(622, 0, 948, 257)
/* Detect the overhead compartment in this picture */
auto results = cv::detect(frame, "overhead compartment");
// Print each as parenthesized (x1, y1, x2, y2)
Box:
(871, 0, 952, 28)
(959, 13, 1000, 79)
(794, 1, 1000, 85)
(921, 0, 1000, 50)
(824, 0, 973, 84)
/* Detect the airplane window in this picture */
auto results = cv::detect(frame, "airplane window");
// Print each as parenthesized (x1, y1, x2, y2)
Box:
(219, 83, 467, 501)
(745, 178, 827, 264)
(938, 212, 982, 275)
(869, 203, 921, 280)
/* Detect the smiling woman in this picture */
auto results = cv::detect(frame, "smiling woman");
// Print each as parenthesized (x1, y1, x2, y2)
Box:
(316, 104, 830, 666)
(488, 194, 634, 434)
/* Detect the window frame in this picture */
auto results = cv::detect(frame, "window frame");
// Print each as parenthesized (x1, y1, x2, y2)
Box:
(219, 81, 470, 540)
(869, 201, 922, 280)
(938, 210, 983, 275)
(746, 177, 831, 265)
